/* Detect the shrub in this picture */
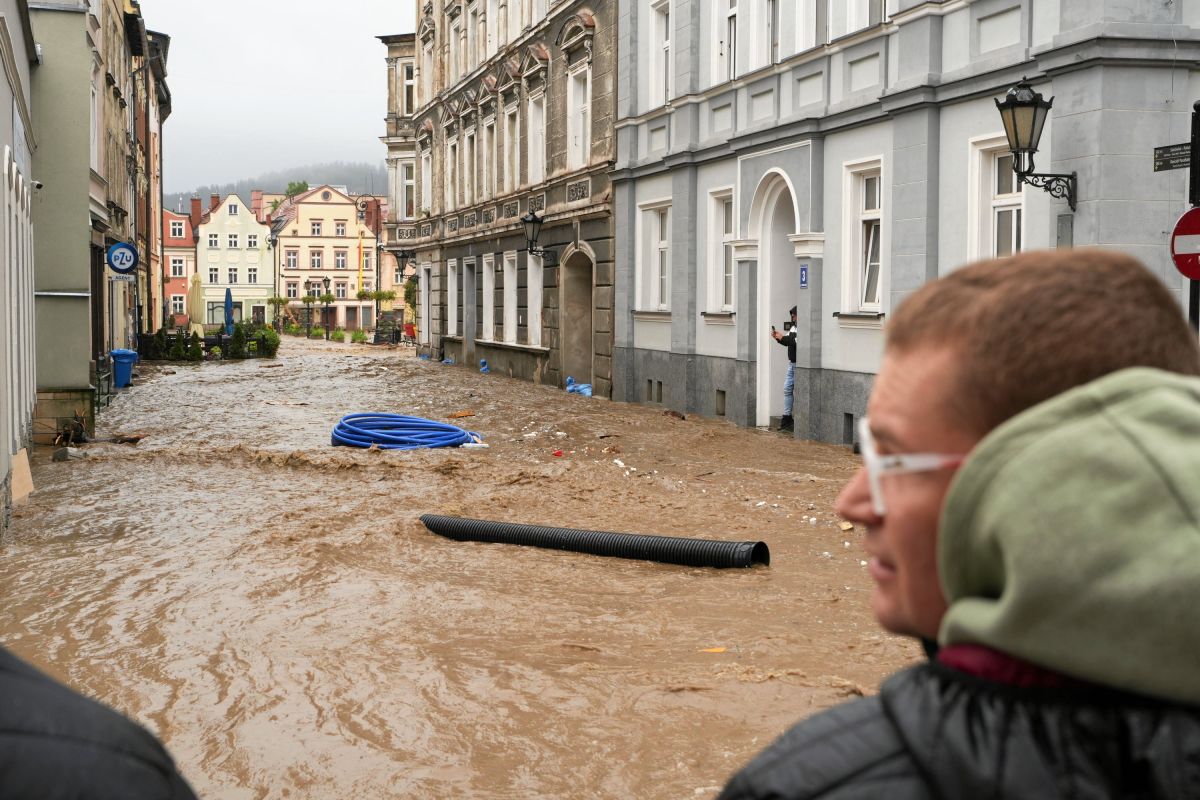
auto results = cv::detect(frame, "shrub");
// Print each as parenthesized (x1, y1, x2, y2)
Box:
(209, 345, 222, 360)
(257, 327, 281, 357)
(149, 327, 168, 360)
(311, 327, 325, 338)
(187, 332, 202, 361)
(168, 328, 186, 360)
(284, 323, 303, 336)
(351, 329, 367, 343)
(227, 322, 248, 359)
(331, 327, 346, 343)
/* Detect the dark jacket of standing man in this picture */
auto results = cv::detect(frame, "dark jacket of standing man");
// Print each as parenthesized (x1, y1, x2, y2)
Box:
(0, 644, 197, 799)
(772, 306, 798, 431)
(719, 249, 1200, 799)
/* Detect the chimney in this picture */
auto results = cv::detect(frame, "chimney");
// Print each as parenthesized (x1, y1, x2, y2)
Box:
(210, 193, 220, 211)
(251, 190, 263, 221)
(190, 197, 201, 232)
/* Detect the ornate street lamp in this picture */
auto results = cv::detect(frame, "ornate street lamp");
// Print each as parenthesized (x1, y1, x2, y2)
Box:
(995, 79, 1077, 211)
(322, 275, 332, 340)
(521, 210, 559, 265)
(304, 280, 315, 338)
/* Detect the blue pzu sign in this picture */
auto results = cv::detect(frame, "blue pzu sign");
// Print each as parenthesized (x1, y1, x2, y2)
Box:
(799, 265, 809, 289)
(106, 242, 138, 274)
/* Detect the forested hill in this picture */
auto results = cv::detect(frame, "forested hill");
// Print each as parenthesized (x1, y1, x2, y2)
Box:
(165, 161, 387, 214)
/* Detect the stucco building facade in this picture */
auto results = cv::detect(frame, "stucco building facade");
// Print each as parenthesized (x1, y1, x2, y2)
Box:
(407, 0, 617, 394)
(162, 208, 193, 327)
(193, 193, 273, 326)
(614, 0, 1200, 442)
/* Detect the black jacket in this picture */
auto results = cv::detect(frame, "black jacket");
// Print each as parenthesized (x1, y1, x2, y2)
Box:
(718, 662, 1200, 799)
(0, 645, 197, 799)
(776, 323, 797, 363)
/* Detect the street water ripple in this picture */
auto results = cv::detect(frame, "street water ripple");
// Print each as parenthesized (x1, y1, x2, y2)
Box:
(1, 337, 917, 799)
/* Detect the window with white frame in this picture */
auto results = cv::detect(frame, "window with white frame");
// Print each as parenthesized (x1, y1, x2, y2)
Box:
(637, 202, 672, 310)
(651, 1, 672, 107)
(482, 121, 495, 198)
(208, 233, 219, 248)
(527, 94, 545, 184)
(526, 252, 543, 345)
(287, 282, 298, 299)
(421, 43, 433, 101)
(717, 0, 737, 84)
(170, 220, 184, 238)
(286, 250, 298, 269)
(335, 220, 346, 237)
(170, 256, 185, 277)
(335, 250, 348, 269)
(503, 251, 518, 343)
(508, 0, 521, 40)
(311, 249, 323, 269)
(171, 295, 184, 314)
(828, 0, 871, 40)
(403, 62, 416, 114)
(447, 259, 460, 335)
(311, 220, 323, 236)
(486, 0, 498, 55)
(567, 64, 591, 170)
(336, 282, 347, 299)
(990, 151, 1023, 257)
(228, 267, 239, 284)
(247, 234, 258, 248)
(228, 203, 239, 215)
(710, 191, 735, 311)
(395, 264, 403, 283)
(477, 6, 487, 64)
(421, 151, 432, 210)
(465, 130, 477, 205)
(364, 249, 373, 271)
(842, 161, 883, 313)
(228, 233, 238, 248)
(468, 4, 479, 69)
(402, 162, 416, 218)
(447, 141, 458, 208)
(450, 22, 462, 80)
(482, 253, 495, 340)
(209, 266, 219, 283)
(248, 267, 258, 284)
(505, 105, 519, 192)
(766, 0, 780, 63)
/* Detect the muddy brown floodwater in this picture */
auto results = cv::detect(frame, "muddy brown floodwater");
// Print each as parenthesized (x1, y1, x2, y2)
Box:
(1, 336, 919, 799)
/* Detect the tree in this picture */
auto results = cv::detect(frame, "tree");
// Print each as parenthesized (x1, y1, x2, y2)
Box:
(285, 180, 309, 197)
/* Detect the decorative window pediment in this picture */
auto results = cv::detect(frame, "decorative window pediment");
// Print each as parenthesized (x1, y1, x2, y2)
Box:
(458, 89, 479, 128)
(440, 103, 460, 136)
(479, 74, 499, 118)
(445, 0, 463, 20)
(521, 43, 550, 94)
(418, 14, 436, 44)
(557, 11, 595, 63)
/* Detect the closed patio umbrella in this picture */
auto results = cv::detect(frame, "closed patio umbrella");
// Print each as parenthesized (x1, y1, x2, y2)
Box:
(224, 287, 234, 336)
(187, 273, 205, 339)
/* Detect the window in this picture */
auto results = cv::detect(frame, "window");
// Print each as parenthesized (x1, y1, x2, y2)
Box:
(335, 250, 348, 269)
(527, 94, 545, 185)
(448, 259, 460, 335)
(403, 63, 415, 114)
(508, 0, 521, 41)
(843, 160, 884, 313)
(710, 192, 735, 311)
(402, 162, 416, 218)
(286, 250, 298, 269)
(395, 264, 404, 283)
(465, 131, 477, 205)
(209, 266, 219, 283)
(248, 267, 258, 284)
(421, 151, 432, 211)
(567, 65, 591, 170)
(637, 202, 672, 310)
(482, 253, 495, 340)
(652, 1, 672, 106)
(287, 282, 298, 299)
(421, 43, 433, 102)
(171, 295, 184, 314)
(170, 256, 185, 278)
(766, 0, 779, 63)
(208, 233, 219, 248)
(468, 5, 479, 70)
(364, 249, 373, 271)
(991, 152, 1023, 257)
(720, 1, 737, 83)
(247, 234, 258, 248)
(335, 282, 347, 299)
(170, 220, 184, 238)
(311, 249, 323, 269)
(450, 22, 462, 80)
(482, 122, 495, 198)
(504, 105, 519, 192)
(335, 221, 346, 237)
(311, 220, 323, 236)
(228, 267, 239, 284)
(228, 203, 239, 215)
(828, 0, 871, 40)
(228, 233, 238, 248)
(447, 141, 458, 208)
(526, 252, 543, 345)
(503, 251, 518, 343)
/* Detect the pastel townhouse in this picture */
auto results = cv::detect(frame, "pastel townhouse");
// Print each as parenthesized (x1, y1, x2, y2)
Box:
(192, 193, 274, 326)
(162, 209, 194, 328)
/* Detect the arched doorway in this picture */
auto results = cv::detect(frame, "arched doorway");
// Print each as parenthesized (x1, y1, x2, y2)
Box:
(749, 172, 800, 428)
(560, 250, 594, 387)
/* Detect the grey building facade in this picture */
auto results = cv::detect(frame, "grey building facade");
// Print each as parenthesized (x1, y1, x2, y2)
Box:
(614, 0, 1200, 443)
(410, 0, 616, 395)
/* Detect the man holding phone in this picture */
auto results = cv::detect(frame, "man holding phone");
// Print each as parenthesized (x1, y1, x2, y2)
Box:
(770, 306, 798, 432)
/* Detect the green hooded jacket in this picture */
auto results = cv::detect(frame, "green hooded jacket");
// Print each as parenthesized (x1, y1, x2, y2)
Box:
(939, 367, 1200, 705)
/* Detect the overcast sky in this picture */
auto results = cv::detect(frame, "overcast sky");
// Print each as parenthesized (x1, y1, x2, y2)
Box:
(140, 1, 416, 193)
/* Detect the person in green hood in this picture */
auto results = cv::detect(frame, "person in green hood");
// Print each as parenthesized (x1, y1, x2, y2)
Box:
(719, 248, 1200, 799)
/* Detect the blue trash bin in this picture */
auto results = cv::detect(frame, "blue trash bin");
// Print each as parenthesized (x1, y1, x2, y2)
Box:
(111, 348, 138, 388)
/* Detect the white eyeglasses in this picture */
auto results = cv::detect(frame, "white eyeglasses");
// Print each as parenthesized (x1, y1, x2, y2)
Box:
(857, 417, 965, 516)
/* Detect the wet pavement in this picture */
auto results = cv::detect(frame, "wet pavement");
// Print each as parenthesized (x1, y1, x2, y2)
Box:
(0, 336, 918, 799)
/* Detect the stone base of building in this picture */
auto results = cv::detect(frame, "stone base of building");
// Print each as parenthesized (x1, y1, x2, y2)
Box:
(0, 470, 9, 540)
(33, 388, 96, 446)
(615, 347, 875, 445)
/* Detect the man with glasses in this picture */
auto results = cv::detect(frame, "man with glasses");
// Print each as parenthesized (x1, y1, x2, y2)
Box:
(719, 248, 1200, 799)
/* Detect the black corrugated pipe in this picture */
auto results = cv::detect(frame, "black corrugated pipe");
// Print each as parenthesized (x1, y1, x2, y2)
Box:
(420, 514, 770, 569)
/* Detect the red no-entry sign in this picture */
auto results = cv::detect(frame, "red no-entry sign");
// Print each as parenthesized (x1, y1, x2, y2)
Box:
(1171, 208, 1200, 280)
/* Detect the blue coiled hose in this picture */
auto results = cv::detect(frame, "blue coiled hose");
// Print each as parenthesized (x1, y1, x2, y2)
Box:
(331, 412, 482, 450)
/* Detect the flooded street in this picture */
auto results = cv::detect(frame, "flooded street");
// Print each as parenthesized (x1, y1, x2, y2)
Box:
(1, 337, 917, 799)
